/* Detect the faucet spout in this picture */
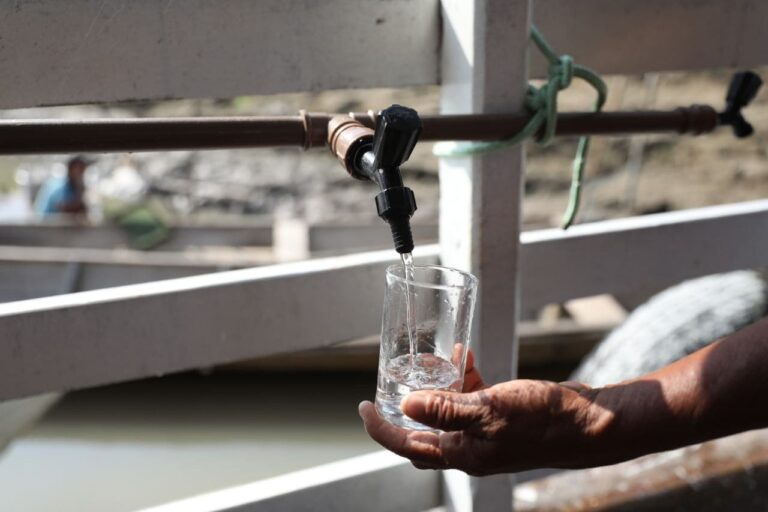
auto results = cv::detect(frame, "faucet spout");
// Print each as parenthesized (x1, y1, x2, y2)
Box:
(328, 105, 422, 254)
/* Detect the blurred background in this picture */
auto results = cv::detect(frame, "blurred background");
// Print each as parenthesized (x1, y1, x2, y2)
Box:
(0, 66, 766, 511)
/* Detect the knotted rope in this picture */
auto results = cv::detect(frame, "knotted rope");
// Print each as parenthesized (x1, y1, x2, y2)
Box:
(433, 26, 607, 228)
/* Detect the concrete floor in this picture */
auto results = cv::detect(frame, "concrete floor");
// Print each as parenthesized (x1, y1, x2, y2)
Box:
(0, 371, 382, 511)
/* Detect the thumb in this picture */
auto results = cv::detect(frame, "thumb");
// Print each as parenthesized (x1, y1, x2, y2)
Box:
(401, 390, 488, 431)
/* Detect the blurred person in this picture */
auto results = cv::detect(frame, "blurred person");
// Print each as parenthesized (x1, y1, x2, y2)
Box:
(34, 155, 92, 217)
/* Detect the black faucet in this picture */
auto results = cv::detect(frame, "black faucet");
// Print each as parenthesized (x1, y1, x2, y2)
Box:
(328, 104, 421, 254)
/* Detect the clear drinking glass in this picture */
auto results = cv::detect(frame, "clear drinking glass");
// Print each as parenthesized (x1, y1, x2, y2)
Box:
(375, 264, 478, 430)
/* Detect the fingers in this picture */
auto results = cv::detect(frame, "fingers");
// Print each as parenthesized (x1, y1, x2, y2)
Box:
(463, 368, 485, 392)
(359, 400, 486, 474)
(401, 390, 488, 432)
(358, 401, 445, 466)
(455, 347, 486, 392)
(465, 348, 475, 371)
(463, 349, 486, 392)
(451, 343, 465, 367)
(558, 380, 592, 393)
(411, 459, 445, 470)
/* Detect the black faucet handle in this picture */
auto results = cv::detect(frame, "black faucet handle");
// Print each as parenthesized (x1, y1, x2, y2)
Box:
(726, 71, 763, 109)
(372, 105, 423, 169)
(720, 71, 763, 138)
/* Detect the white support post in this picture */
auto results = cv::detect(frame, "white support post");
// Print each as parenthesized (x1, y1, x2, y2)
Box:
(439, 0, 531, 510)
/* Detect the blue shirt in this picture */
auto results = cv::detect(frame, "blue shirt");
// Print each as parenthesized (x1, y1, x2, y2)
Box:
(35, 176, 77, 216)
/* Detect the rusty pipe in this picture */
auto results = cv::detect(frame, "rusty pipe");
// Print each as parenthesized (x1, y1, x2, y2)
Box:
(0, 105, 720, 155)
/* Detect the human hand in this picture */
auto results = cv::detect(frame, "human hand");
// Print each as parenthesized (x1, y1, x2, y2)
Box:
(456, 348, 486, 393)
(359, 357, 609, 475)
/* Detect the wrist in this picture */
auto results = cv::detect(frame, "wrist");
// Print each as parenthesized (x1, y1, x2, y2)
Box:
(527, 383, 621, 469)
(560, 386, 624, 467)
(556, 381, 683, 468)
(580, 377, 700, 465)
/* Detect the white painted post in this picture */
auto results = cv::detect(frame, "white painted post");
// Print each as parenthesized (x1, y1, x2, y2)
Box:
(439, 0, 531, 510)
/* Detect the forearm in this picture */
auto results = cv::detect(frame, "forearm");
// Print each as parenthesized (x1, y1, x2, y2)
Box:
(585, 316, 768, 464)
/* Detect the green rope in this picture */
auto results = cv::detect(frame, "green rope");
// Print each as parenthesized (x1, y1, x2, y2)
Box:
(433, 26, 607, 229)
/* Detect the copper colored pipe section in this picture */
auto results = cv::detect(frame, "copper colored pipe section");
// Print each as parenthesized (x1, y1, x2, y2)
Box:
(327, 116, 374, 179)
(0, 105, 718, 155)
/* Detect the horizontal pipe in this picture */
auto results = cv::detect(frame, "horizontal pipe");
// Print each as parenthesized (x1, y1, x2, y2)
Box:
(0, 106, 719, 155)
(417, 107, 719, 140)
(0, 116, 330, 154)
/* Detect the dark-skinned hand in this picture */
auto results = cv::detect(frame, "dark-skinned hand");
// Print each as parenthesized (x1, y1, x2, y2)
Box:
(358, 350, 608, 476)
(361, 318, 768, 475)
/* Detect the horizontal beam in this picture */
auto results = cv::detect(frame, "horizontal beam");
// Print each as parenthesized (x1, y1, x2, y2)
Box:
(0, 223, 440, 304)
(515, 429, 768, 510)
(2, 0, 765, 108)
(0, 220, 437, 252)
(3, 202, 768, 400)
(0, 246, 272, 268)
(0, 260, 217, 304)
(140, 451, 439, 512)
(0, 0, 440, 109)
(0, 245, 439, 400)
(307, 223, 438, 254)
(521, 200, 768, 309)
(0, 220, 273, 249)
(533, 0, 768, 76)
(230, 319, 611, 373)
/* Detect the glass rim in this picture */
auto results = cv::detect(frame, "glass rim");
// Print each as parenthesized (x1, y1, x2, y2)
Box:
(385, 263, 478, 291)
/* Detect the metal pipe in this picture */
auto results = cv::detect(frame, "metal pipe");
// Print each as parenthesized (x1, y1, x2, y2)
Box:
(0, 106, 719, 155)
(0, 116, 329, 154)
(418, 106, 718, 140)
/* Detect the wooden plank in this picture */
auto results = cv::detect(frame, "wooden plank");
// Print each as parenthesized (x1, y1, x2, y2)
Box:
(0, 221, 273, 249)
(521, 200, 768, 310)
(438, 0, 530, 510)
(0, 245, 439, 401)
(0, 260, 214, 303)
(0, 262, 67, 303)
(140, 451, 439, 512)
(308, 223, 439, 254)
(0, 246, 272, 267)
(1, 0, 765, 108)
(274, 221, 438, 260)
(227, 319, 611, 373)
(534, 0, 768, 76)
(517, 320, 610, 369)
(0, 221, 439, 253)
(515, 429, 768, 511)
(0, 0, 440, 108)
(4, 201, 768, 400)
(77, 264, 217, 292)
(564, 295, 627, 327)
